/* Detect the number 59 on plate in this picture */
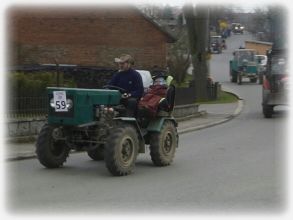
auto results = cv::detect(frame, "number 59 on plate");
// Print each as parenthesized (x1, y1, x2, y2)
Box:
(53, 91, 68, 112)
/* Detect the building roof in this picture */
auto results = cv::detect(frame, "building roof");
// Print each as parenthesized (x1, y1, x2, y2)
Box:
(137, 8, 178, 43)
(245, 40, 273, 46)
(11, 5, 178, 44)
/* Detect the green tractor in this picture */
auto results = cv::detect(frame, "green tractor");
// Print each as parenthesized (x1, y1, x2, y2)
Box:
(36, 85, 178, 176)
(230, 49, 259, 85)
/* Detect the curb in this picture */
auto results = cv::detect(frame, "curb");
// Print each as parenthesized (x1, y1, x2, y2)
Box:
(178, 99, 244, 134)
(178, 88, 244, 135)
(175, 111, 207, 122)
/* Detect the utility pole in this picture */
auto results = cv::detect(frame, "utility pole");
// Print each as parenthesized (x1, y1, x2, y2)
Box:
(183, 4, 210, 101)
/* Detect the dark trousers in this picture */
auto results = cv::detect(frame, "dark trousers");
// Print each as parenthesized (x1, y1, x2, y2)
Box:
(121, 97, 138, 117)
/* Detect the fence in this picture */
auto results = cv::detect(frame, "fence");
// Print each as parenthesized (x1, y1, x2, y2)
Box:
(7, 96, 48, 118)
(176, 82, 220, 104)
(207, 82, 221, 100)
(175, 87, 197, 105)
(7, 91, 197, 119)
(8, 65, 221, 118)
(7, 86, 220, 118)
(7, 65, 116, 118)
(10, 65, 116, 89)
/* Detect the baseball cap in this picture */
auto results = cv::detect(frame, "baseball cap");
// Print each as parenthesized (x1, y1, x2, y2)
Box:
(114, 54, 134, 64)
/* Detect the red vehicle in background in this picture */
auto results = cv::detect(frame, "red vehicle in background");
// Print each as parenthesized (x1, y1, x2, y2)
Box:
(262, 49, 289, 118)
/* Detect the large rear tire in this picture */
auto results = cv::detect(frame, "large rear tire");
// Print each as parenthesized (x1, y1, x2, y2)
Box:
(149, 121, 178, 166)
(104, 125, 139, 176)
(36, 124, 70, 168)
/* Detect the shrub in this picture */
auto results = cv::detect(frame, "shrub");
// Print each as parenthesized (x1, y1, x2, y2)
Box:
(8, 72, 76, 98)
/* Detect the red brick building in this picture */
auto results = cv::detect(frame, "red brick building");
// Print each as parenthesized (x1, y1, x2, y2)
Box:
(8, 6, 177, 69)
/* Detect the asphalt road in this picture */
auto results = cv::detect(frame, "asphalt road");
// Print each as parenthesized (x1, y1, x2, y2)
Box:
(5, 32, 288, 215)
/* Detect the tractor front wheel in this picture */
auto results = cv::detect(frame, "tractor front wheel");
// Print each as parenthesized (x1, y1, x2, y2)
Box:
(104, 125, 139, 176)
(149, 121, 178, 166)
(36, 124, 70, 168)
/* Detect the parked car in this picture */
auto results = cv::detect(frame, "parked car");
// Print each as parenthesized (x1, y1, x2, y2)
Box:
(262, 49, 288, 118)
(229, 49, 258, 84)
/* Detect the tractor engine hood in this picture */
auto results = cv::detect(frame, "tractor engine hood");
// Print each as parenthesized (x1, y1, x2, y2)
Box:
(47, 87, 121, 126)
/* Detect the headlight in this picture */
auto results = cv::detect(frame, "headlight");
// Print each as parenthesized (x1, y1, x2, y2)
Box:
(66, 99, 73, 109)
(50, 98, 73, 109)
(235, 27, 238, 30)
(240, 26, 244, 29)
(50, 98, 55, 108)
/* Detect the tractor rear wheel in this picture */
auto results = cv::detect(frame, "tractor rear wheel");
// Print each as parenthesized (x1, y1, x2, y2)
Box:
(36, 124, 70, 168)
(149, 121, 178, 166)
(104, 125, 139, 176)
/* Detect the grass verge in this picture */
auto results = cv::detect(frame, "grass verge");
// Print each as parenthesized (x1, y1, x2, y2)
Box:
(196, 90, 238, 104)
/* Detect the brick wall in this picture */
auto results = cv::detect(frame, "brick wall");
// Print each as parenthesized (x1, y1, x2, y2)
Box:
(8, 7, 172, 70)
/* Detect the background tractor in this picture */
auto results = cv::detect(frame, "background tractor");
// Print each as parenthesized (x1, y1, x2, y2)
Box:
(229, 49, 258, 85)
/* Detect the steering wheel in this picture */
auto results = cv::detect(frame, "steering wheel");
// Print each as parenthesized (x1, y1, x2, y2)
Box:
(103, 85, 127, 94)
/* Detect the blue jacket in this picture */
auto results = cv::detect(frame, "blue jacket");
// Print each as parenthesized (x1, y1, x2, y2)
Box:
(109, 68, 144, 99)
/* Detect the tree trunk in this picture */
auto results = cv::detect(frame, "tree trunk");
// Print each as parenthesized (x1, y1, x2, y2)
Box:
(183, 4, 209, 101)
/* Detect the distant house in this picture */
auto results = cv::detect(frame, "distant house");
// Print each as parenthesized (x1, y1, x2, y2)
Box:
(8, 6, 177, 70)
(245, 40, 273, 55)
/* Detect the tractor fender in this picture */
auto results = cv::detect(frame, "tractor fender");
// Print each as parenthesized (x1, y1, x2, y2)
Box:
(113, 117, 145, 153)
(146, 117, 177, 132)
(147, 117, 179, 148)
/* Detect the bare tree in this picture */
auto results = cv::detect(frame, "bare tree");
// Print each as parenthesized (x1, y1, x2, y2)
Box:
(167, 29, 191, 86)
(183, 3, 209, 101)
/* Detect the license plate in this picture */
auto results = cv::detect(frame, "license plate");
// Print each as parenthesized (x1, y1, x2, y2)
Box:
(53, 91, 68, 112)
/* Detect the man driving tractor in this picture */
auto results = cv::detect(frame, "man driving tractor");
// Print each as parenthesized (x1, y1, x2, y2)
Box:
(108, 54, 144, 116)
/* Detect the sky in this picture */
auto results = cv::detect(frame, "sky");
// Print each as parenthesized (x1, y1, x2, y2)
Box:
(134, 0, 274, 12)
(0, 0, 282, 12)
